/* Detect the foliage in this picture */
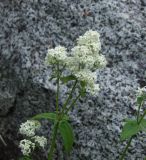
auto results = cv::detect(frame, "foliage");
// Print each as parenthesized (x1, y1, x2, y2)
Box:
(120, 86, 146, 160)
(18, 30, 107, 160)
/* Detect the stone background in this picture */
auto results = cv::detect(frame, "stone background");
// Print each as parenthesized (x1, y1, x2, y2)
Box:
(0, 0, 146, 159)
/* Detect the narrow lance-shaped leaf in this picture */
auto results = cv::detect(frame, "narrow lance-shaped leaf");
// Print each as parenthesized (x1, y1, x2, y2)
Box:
(120, 119, 146, 141)
(59, 120, 74, 153)
(32, 113, 69, 121)
(60, 75, 77, 83)
(137, 96, 143, 105)
(121, 120, 139, 141)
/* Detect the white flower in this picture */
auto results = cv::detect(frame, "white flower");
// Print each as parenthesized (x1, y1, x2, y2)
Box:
(71, 45, 92, 57)
(74, 70, 100, 95)
(86, 84, 100, 96)
(19, 139, 35, 156)
(82, 55, 95, 69)
(33, 136, 47, 148)
(77, 30, 101, 56)
(45, 46, 67, 65)
(94, 54, 107, 68)
(90, 42, 101, 54)
(74, 70, 97, 85)
(71, 46, 95, 69)
(137, 86, 146, 98)
(77, 30, 100, 47)
(19, 120, 41, 137)
(65, 57, 79, 73)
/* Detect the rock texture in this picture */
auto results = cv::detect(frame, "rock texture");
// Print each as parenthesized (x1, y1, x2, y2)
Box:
(0, 0, 146, 160)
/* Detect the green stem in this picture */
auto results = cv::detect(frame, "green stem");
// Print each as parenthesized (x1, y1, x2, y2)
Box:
(61, 80, 78, 114)
(137, 101, 143, 123)
(56, 63, 60, 114)
(138, 110, 146, 125)
(48, 121, 59, 160)
(120, 136, 133, 160)
(48, 63, 61, 160)
(65, 93, 81, 115)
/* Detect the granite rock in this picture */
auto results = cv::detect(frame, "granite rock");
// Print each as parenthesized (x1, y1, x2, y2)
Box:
(0, 0, 146, 160)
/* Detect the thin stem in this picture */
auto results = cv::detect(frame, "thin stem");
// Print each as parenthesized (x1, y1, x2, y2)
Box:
(61, 80, 78, 114)
(65, 93, 81, 115)
(138, 110, 146, 125)
(137, 105, 141, 123)
(56, 63, 60, 114)
(48, 121, 59, 160)
(137, 101, 143, 123)
(120, 136, 133, 160)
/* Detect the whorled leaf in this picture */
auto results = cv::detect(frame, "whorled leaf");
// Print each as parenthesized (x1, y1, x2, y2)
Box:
(60, 75, 77, 83)
(137, 96, 144, 105)
(32, 112, 69, 121)
(59, 120, 74, 153)
(121, 119, 146, 141)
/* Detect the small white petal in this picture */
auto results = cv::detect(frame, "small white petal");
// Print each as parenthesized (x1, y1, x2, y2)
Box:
(33, 136, 47, 148)
(19, 120, 41, 137)
(45, 46, 67, 65)
(19, 139, 35, 156)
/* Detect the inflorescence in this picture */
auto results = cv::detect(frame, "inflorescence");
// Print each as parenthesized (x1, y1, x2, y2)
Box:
(19, 30, 107, 157)
(45, 30, 107, 96)
(19, 120, 47, 156)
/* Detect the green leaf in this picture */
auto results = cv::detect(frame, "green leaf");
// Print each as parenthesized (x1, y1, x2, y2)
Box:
(80, 81, 86, 97)
(121, 119, 146, 141)
(139, 119, 146, 130)
(19, 156, 31, 160)
(60, 75, 76, 83)
(137, 96, 144, 105)
(32, 113, 69, 121)
(121, 120, 139, 141)
(59, 120, 74, 152)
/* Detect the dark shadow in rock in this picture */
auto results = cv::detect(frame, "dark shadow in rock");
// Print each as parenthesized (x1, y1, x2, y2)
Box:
(0, 79, 55, 160)
(0, 137, 19, 160)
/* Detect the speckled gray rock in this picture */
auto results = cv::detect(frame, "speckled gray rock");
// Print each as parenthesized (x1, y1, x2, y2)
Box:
(141, 0, 146, 6)
(0, 0, 146, 160)
(0, 82, 16, 116)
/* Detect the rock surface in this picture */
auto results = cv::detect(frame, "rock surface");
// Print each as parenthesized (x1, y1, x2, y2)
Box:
(0, 0, 146, 159)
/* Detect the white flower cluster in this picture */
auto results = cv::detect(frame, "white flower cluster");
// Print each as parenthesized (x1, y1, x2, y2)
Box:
(77, 30, 101, 53)
(19, 120, 47, 156)
(45, 46, 67, 66)
(45, 30, 107, 96)
(68, 30, 106, 71)
(33, 136, 47, 148)
(19, 120, 41, 137)
(71, 46, 95, 69)
(19, 139, 35, 156)
(137, 86, 146, 98)
(74, 70, 100, 95)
